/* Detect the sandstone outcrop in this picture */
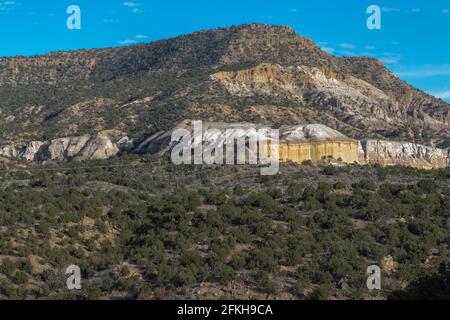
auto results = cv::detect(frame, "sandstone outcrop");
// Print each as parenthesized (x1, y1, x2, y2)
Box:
(136, 121, 449, 169)
(0, 133, 120, 162)
(209, 59, 450, 148)
(19, 141, 47, 161)
(381, 255, 397, 273)
(212, 63, 295, 84)
(278, 125, 359, 163)
(358, 140, 450, 169)
(1, 122, 448, 169)
(0, 145, 18, 158)
(211, 63, 394, 120)
(278, 141, 359, 164)
(134, 121, 360, 164)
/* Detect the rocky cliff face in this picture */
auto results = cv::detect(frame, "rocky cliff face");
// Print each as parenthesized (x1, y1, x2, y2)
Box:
(0, 141, 47, 161)
(279, 141, 359, 164)
(0, 122, 448, 169)
(358, 140, 450, 169)
(132, 121, 361, 164)
(134, 120, 450, 169)
(277, 124, 359, 163)
(130, 121, 450, 168)
(0, 133, 121, 162)
(209, 62, 450, 146)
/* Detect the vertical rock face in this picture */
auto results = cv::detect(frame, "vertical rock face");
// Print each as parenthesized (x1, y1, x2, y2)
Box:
(0, 134, 120, 162)
(41, 136, 92, 161)
(0, 122, 448, 169)
(132, 121, 449, 168)
(278, 124, 359, 163)
(134, 121, 360, 164)
(18, 141, 47, 161)
(212, 63, 294, 84)
(359, 140, 450, 169)
(0, 145, 18, 158)
(278, 141, 359, 164)
(77, 135, 120, 160)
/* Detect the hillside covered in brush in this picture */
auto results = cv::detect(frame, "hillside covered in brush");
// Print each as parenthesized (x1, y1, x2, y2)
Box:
(0, 24, 449, 149)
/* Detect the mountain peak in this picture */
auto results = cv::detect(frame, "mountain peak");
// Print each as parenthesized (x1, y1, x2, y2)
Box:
(0, 23, 326, 85)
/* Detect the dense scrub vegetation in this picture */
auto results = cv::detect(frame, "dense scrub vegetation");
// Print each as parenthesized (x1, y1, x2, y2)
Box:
(0, 156, 449, 300)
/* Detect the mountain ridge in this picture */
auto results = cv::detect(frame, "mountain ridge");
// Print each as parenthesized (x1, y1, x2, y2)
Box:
(0, 23, 449, 151)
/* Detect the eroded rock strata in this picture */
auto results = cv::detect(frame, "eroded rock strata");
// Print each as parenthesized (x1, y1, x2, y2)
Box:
(0, 122, 448, 169)
(0, 133, 120, 162)
(359, 140, 450, 169)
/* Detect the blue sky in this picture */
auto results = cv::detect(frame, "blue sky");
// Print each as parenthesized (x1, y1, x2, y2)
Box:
(0, 0, 449, 102)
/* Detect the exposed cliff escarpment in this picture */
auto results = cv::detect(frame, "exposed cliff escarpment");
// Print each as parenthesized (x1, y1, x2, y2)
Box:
(0, 133, 120, 162)
(279, 141, 359, 164)
(0, 123, 448, 169)
(277, 124, 359, 163)
(130, 121, 450, 169)
(358, 140, 450, 169)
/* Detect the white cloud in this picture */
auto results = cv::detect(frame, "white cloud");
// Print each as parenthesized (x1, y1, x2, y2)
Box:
(0, 1, 16, 11)
(382, 7, 401, 12)
(340, 50, 355, 56)
(380, 53, 401, 64)
(103, 18, 120, 23)
(123, 2, 140, 7)
(429, 90, 450, 100)
(118, 39, 137, 45)
(118, 34, 148, 45)
(382, 58, 400, 64)
(339, 43, 356, 49)
(364, 45, 377, 50)
(395, 65, 450, 78)
(289, 8, 298, 13)
(123, 1, 143, 14)
(382, 7, 421, 13)
(321, 47, 335, 54)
